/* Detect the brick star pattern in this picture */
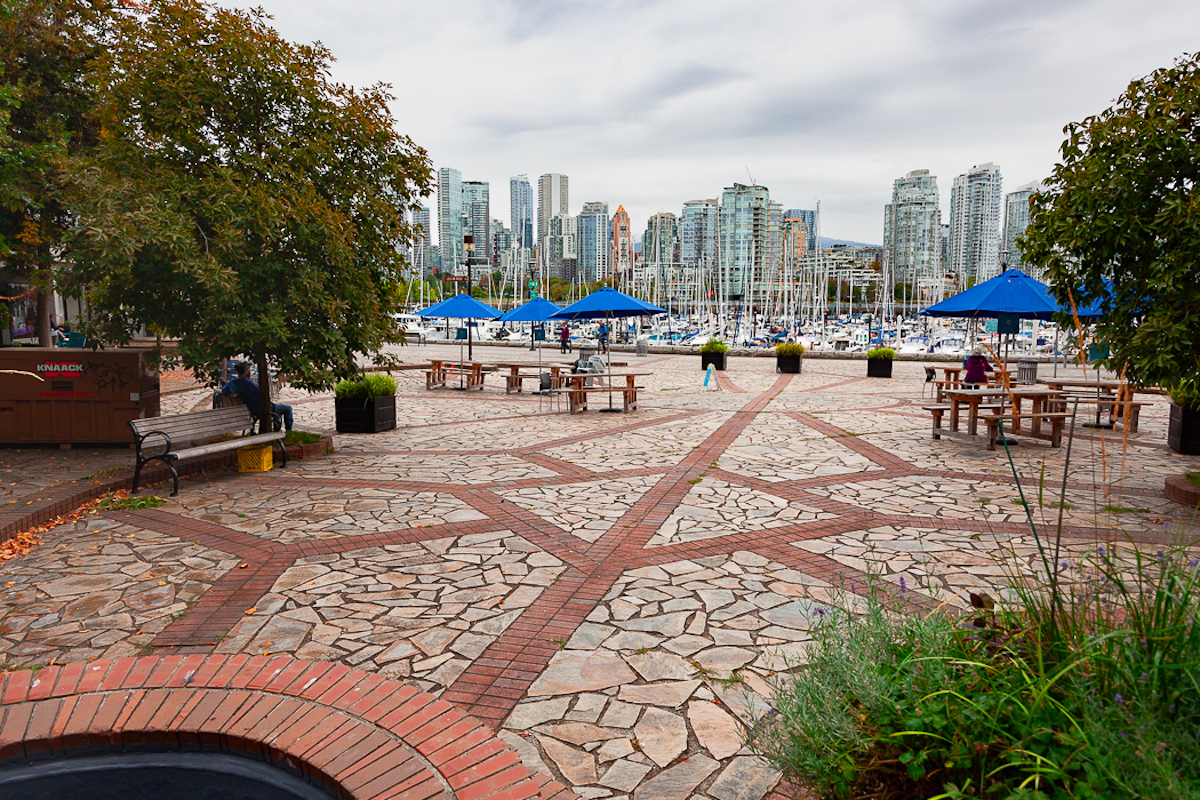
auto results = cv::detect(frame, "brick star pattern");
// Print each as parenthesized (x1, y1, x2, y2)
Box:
(3, 355, 1194, 800)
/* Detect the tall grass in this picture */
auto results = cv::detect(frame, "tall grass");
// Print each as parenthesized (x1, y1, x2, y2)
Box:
(749, 387, 1200, 798)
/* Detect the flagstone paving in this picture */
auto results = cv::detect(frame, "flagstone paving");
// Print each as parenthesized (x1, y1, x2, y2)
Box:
(2, 343, 1199, 800)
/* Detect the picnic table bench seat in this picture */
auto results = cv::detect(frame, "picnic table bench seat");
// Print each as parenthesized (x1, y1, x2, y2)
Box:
(981, 411, 1073, 451)
(559, 384, 645, 414)
(129, 405, 285, 496)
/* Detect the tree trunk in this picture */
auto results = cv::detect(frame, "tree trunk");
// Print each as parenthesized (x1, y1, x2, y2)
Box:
(256, 353, 272, 431)
(36, 272, 53, 347)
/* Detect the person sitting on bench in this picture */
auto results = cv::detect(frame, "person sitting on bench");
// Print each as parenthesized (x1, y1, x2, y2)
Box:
(222, 361, 294, 431)
(963, 345, 994, 389)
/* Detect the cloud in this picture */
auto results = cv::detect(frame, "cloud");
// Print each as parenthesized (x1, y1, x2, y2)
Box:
(219, 0, 1200, 243)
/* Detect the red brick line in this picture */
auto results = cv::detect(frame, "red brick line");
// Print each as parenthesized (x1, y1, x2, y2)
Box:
(442, 568, 596, 725)
(0, 655, 566, 800)
(451, 487, 599, 574)
(787, 412, 917, 471)
(516, 453, 597, 481)
(508, 410, 703, 454)
(716, 374, 749, 393)
(101, 508, 283, 561)
(627, 517, 876, 567)
(791, 375, 870, 393)
(441, 377, 795, 723)
(917, 467, 1167, 499)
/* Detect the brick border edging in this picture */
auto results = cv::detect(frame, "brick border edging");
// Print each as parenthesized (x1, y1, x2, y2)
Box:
(0, 454, 239, 545)
(0, 655, 577, 800)
(1165, 474, 1200, 507)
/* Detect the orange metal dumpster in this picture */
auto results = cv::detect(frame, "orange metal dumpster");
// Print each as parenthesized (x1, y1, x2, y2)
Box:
(0, 348, 160, 444)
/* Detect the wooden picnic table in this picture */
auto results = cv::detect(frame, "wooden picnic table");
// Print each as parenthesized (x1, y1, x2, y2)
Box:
(929, 387, 1068, 449)
(1042, 378, 1140, 430)
(934, 363, 1011, 400)
(425, 359, 486, 390)
(560, 372, 652, 413)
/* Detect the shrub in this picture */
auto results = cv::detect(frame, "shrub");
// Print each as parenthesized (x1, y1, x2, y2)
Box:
(776, 342, 805, 357)
(700, 338, 729, 355)
(749, 547, 1200, 800)
(865, 347, 895, 360)
(334, 373, 397, 399)
(283, 430, 322, 446)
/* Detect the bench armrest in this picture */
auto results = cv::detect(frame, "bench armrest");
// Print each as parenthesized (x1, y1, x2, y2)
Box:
(134, 429, 173, 456)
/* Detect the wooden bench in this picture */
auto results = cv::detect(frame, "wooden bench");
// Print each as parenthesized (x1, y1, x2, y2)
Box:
(981, 411, 1072, 450)
(560, 385, 644, 414)
(424, 364, 485, 390)
(1048, 395, 1143, 432)
(129, 405, 286, 496)
(925, 403, 1003, 440)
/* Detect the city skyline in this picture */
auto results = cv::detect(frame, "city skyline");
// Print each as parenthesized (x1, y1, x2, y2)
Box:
(216, 1, 1200, 244)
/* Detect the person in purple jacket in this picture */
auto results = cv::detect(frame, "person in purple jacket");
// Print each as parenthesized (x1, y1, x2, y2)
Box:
(963, 345, 994, 388)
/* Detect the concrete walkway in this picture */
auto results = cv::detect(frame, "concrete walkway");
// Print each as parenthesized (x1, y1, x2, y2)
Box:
(2, 346, 1198, 800)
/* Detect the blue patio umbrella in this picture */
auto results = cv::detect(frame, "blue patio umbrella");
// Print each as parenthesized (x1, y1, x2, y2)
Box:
(550, 286, 666, 320)
(551, 287, 666, 412)
(499, 297, 564, 352)
(919, 270, 1060, 320)
(415, 292, 502, 374)
(416, 293, 502, 321)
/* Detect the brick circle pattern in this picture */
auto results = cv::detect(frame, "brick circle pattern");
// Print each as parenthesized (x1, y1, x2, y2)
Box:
(0, 654, 576, 800)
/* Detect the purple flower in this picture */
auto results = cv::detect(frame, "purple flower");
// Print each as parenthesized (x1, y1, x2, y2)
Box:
(1115, 694, 1125, 706)
(815, 607, 827, 617)
(1098, 546, 1107, 557)
(1169, 704, 1176, 714)
(899, 576, 908, 592)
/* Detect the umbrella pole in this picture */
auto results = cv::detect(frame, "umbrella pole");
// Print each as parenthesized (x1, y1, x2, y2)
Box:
(600, 312, 619, 413)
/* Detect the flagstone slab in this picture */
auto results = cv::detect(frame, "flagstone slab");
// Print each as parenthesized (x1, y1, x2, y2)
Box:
(633, 755, 719, 800)
(687, 700, 743, 759)
(617, 680, 701, 708)
(707, 756, 781, 800)
(529, 650, 638, 696)
(633, 707, 687, 767)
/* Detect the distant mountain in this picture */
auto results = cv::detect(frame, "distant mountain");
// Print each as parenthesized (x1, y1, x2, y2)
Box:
(820, 237, 881, 249)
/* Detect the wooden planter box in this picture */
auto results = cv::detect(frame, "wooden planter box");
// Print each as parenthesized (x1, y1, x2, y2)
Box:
(776, 354, 802, 374)
(700, 352, 727, 371)
(1168, 402, 1200, 455)
(335, 395, 397, 433)
(866, 358, 893, 378)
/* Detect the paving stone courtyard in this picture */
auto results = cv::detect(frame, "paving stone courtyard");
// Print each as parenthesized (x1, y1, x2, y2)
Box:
(3, 344, 1199, 800)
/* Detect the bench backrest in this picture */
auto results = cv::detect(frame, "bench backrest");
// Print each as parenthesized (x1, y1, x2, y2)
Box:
(130, 406, 256, 446)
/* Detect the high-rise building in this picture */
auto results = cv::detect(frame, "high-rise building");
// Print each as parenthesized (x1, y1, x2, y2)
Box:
(783, 209, 817, 254)
(642, 213, 680, 268)
(410, 206, 433, 278)
(577, 201, 610, 282)
(510, 175, 533, 250)
(680, 199, 718, 270)
(1002, 181, 1044, 276)
(462, 181, 490, 273)
(719, 183, 772, 301)
(948, 162, 1003, 287)
(610, 206, 633, 282)
(437, 167, 462, 274)
(545, 213, 577, 280)
(537, 173, 568, 248)
(491, 220, 513, 268)
(883, 169, 942, 287)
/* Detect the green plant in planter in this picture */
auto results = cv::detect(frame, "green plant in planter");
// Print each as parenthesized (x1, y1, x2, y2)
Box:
(865, 347, 895, 360)
(775, 342, 805, 357)
(1167, 376, 1200, 410)
(334, 373, 397, 400)
(699, 338, 729, 354)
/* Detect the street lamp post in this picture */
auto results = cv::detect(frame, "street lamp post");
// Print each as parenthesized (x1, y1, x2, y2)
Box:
(464, 236, 475, 361)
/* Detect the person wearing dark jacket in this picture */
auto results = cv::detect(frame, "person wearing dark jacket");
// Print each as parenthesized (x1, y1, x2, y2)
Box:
(222, 362, 293, 431)
(963, 346, 994, 388)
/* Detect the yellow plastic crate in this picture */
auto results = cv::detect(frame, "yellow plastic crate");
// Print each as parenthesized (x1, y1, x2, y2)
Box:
(237, 444, 273, 473)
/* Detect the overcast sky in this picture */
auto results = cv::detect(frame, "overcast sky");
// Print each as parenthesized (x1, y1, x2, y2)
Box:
(222, 0, 1200, 245)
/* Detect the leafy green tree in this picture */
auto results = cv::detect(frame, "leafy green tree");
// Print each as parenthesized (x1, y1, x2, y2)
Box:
(64, 0, 432, 421)
(1022, 52, 1200, 405)
(0, 0, 104, 344)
